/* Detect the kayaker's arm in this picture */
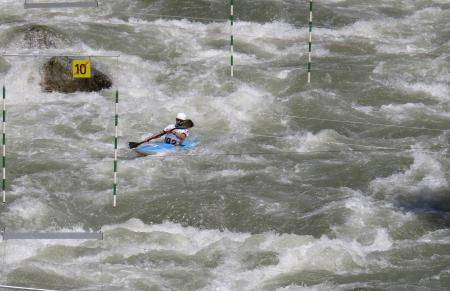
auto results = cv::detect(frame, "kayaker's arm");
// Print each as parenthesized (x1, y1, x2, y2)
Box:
(172, 130, 187, 140)
(143, 125, 186, 143)
(144, 129, 168, 142)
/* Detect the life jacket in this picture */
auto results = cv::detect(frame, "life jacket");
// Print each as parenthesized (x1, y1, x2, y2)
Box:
(163, 124, 190, 145)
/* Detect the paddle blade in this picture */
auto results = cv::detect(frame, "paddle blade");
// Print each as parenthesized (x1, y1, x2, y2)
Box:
(128, 141, 142, 149)
(176, 119, 194, 129)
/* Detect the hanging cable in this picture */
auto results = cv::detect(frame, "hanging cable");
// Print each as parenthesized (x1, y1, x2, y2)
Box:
(8, 143, 447, 162)
(126, 12, 228, 23)
(132, 148, 448, 159)
(262, 113, 448, 132)
(235, 64, 376, 73)
(246, 133, 448, 150)
(48, 15, 361, 41)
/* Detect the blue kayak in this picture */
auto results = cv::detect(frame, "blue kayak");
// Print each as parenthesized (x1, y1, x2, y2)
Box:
(134, 139, 198, 155)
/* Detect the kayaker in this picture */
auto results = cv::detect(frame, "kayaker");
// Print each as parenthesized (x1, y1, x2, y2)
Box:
(142, 113, 191, 145)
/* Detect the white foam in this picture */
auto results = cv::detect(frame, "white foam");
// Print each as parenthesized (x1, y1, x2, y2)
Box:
(369, 150, 449, 196)
(235, 21, 305, 41)
(390, 81, 448, 102)
(0, 212, 402, 290)
(208, 83, 276, 132)
(313, 6, 446, 57)
(2, 197, 50, 223)
(102, 218, 251, 255)
(276, 70, 290, 79)
(285, 130, 350, 153)
(379, 102, 450, 122)
(103, 216, 395, 268)
(418, 229, 450, 244)
(351, 102, 374, 115)
(332, 189, 411, 248)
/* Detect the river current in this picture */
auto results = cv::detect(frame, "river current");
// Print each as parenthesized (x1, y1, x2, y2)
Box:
(0, 0, 449, 290)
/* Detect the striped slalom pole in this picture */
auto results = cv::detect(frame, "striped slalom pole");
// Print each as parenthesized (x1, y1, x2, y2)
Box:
(113, 89, 118, 207)
(230, 0, 234, 77)
(2, 85, 5, 203)
(307, 0, 313, 83)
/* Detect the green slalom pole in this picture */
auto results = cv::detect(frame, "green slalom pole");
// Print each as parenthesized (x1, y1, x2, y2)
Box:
(230, 0, 234, 77)
(307, 0, 313, 83)
(113, 89, 118, 207)
(2, 85, 5, 203)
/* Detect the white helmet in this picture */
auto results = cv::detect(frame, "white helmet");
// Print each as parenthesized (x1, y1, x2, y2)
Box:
(176, 112, 187, 120)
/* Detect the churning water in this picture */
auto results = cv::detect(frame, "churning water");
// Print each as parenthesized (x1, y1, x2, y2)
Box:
(0, 0, 449, 290)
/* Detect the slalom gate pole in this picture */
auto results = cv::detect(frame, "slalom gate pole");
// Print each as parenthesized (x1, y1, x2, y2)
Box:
(230, 0, 234, 77)
(2, 85, 5, 203)
(307, 0, 313, 83)
(113, 89, 118, 207)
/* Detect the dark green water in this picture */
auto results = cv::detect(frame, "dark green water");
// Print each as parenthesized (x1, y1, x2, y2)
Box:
(0, 0, 449, 290)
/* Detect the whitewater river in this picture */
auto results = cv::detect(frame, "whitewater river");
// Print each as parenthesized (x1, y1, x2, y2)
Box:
(0, 0, 449, 290)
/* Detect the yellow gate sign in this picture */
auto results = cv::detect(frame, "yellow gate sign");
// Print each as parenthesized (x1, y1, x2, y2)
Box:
(72, 59, 91, 78)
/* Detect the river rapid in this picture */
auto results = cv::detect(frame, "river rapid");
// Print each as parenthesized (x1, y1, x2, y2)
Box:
(0, 0, 449, 290)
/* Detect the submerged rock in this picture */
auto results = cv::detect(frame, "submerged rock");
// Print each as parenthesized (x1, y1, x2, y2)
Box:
(23, 25, 62, 49)
(41, 56, 112, 93)
(0, 24, 70, 50)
